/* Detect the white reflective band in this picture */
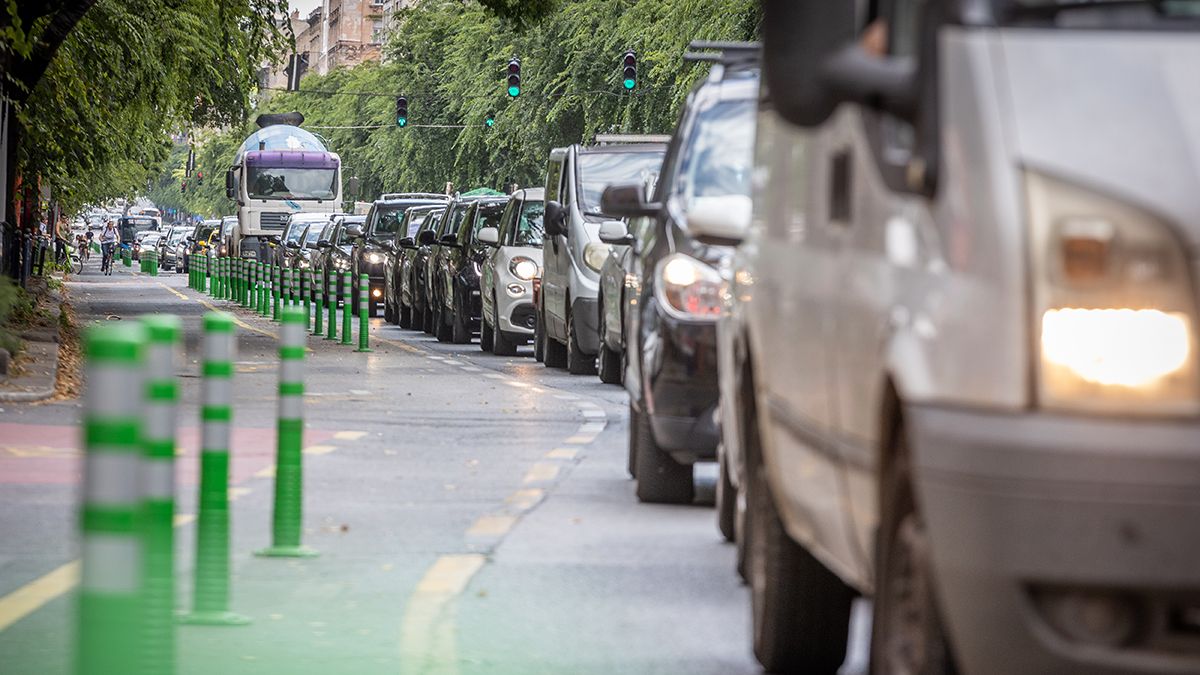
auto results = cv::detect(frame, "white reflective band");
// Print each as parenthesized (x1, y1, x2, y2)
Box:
(140, 458, 175, 498)
(201, 421, 231, 453)
(85, 364, 142, 417)
(81, 535, 140, 593)
(203, 333, 234, 363)
(279, 394, 304, 420)
(203, 377, 232, 408)
(280, 359, 303, 383)
(143, 400, 176, 441)
(84, 453, 140, 504)
(147, 343, 174, 377)
(282, 322, 305, 346)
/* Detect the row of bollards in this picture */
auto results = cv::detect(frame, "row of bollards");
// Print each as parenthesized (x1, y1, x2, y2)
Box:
(140, 249, 159, 275)
(77, 308, 313, 674)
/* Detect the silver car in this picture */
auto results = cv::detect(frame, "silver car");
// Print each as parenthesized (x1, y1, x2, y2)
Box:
(478, 188, 544, 356)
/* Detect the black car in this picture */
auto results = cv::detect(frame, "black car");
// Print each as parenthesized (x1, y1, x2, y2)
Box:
(383, 204, 442, 327)
(158, 225, 189, 272)
(433, 197, 508, 343)
(352, 193, 448, 317)
(408, 209, 444, 334)
(279, 213, 329, 269)
(183, 219, 220, 272)
(423, 195, 492, 338)
(600, 57, 759, 504)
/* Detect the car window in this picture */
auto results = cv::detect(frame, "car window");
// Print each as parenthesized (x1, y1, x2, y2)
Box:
(545, 158, 562, 203)
(513, 200, 544, 247)
(464, 202, 506, 245)
(577, 151, 664, 215)
(404, 213, 428, 238)
(672, 98, 756, 210)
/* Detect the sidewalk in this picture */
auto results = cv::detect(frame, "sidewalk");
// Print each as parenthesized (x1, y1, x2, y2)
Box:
(0, 276, 65, 403)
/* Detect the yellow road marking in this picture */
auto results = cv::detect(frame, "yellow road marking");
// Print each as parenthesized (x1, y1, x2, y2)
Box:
(372, 333, 424, 355)
(465, 514, 517, 537)
(522, 462, 560, 484)
(506, 488, 545, 511)
(546, 448, 579, 460)
(229, 487, 252, 501)
(173, 513, 196, 527)
(563, 434, 596, 445)
(398, 554, 486, 675)
(255, 465, 276, 478)
(303, 444, 336, 455)
(155, 281, 278, 340)
(333, 430, 367, 441)
(0, 562, 79, 633)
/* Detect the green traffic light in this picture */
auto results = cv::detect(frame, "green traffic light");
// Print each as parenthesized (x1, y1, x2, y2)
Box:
(623, 78, 636, 90)
(485, 118, 495, 128)
(397, 117, 407, 127)
(508, 85, 520, 97)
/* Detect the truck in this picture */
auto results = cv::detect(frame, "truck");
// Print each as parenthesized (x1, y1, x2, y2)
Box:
(224, 112, 342, 262)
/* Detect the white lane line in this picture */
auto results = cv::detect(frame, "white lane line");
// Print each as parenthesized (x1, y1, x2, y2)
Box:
(459, 366, 481, 373)
(581, 409, 606, 419)
(483, 373, 507, 380)
(578, 422, 606, 435)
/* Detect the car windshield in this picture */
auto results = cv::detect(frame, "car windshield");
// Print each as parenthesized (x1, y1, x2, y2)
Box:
(284, 221, 308, 245)
(168, 230, 188, 244)
(513, 201, 545, 246)
(578, 151, 664, 215)
(674, 98, 756, 209)
(246, 167, 337, 200)
(304, 226, 323, 245)
(195, 226, 215, 240)
(440, 204, 470, 236)
(373, 207, 406, 236)
(222, 220, 236, 234)
(405, 213, 429, 238)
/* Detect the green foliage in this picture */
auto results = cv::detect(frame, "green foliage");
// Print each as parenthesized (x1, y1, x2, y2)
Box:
(13, 0, 291, 212)
(0, 274, 31, 355)
(166, 0, 758, 204)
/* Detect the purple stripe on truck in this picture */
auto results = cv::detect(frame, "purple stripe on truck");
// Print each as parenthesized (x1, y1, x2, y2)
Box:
(245, 151, 339, 170)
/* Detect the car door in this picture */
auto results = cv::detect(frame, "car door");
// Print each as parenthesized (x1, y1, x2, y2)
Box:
(486, 197, 520, 324)
(546, 152, 573, 339)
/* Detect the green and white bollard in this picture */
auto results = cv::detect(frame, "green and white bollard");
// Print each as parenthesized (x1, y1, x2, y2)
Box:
(356, 274, 371, 353)
(149, 249, 158, 276)
(280, 267, 291, 320)
(341, 272, 353, 346)
(312, 269, 324, 337)
(255, 307, 318, 559)
(180, 312, 249, 626)
(273, 264, 281, 321)
(325, 269, 337, 341)
(289, 268, 299, 307)
(241, 260, 251, 308)
(140, 316, 181, 675)
(301, 269, 311, 331)
(77, 323, 145, 675)
(259, 263, 270, 317)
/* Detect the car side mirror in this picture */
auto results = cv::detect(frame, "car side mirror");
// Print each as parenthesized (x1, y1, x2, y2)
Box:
(344, 224, 364, 239)
(686, 195, 752, 245)
(598, 220, 634, 246)
(317, 240, 331, 249)
(546, 201, 570, 237)
(417, 230, 435, 245)
(477, 227, 499, 246)
(601, 183, 659, 219)
(439, 233, 459, 247)
(286, 241, 300, 249)
(398, 236, 415, 248)
(381, 241, 396, 252)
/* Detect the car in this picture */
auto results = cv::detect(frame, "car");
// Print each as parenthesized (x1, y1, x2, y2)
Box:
(423, 195, 491, 339)
(434, 196, 508, 343)
(121, 216, 159, 259)
(278, 213, 329, 269)
(217, 216, 237, 258)
(407, 208, 444, 334)
(311, 214, 359, 302)
(478, 188, 544, 356)
(383, 204, 442, 327)
(352, 193, 449, 317)
(137, 232, 162, 261)
(181, 219, 220, 273)
(293, 220, 325, 272)
(540, 136, 667, 374)
(158, 225, 190, 271)
(600, 52, 758, 506)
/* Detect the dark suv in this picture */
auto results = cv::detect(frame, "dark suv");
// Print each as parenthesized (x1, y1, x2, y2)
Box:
(600, 54, 759, 504)
(421, 195, 492, 337)
(433, 197, 509, 343)
(383, 204, 443, 327)
(351, 193, 448, 316)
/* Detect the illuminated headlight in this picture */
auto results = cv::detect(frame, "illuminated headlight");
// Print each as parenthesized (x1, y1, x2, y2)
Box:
(243, 250, 257, 258)
(510, 257, 539, 281)
(655, 254, 723, 321)
(1027, 171, 1198, 414)
(372, 288, 382, 298)
(367, 252, 384, 264)
(335, 259, 349, 270)
(583, 243, 610, 272)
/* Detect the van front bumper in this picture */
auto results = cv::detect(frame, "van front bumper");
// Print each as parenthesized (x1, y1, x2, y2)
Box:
(909, 405, 1200, 675)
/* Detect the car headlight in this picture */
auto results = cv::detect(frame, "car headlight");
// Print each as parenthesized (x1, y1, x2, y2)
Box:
(510, 257, 539, 281)
(298, 258, 310, 269)
(367, 252, 383, 265)
(654, 253, 723, 321)
(1027, 170, 1198, 414)
(583, 242, 610, 272)
(335, 259, 349, 270)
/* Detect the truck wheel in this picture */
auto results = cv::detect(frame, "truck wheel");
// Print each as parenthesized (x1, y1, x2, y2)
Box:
(716, 444, 736, 543)
(566, 310, 597, 375)
(451, 291, 471, 344)
(633, 405, 693, 504)
(480, 315, 494, 352)
(746, 415, 854, 673)
(871, 426, 957, 675)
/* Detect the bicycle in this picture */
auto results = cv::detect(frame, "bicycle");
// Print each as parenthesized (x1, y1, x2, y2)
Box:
(101, 242, 116, 276)
(76, 239, 90, 274)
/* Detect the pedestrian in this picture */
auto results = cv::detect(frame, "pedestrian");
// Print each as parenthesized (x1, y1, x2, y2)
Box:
(55, 215, 71, 264)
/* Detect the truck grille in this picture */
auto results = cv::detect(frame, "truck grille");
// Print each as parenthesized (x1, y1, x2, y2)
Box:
(259, 212, 289, 230)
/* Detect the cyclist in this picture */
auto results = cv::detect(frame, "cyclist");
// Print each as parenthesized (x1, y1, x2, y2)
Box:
(99, 219, 119, 274)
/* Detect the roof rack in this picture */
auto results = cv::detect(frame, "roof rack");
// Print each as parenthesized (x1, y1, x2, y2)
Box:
(593, 133, 672, 146)
(683, 40, 761, 65)
(379, 192, 449, 201)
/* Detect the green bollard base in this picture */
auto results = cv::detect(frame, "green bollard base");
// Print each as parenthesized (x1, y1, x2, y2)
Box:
(253, 545, 319, 558)
(177, 610, 252, 626)
(354, 347, 372, 353)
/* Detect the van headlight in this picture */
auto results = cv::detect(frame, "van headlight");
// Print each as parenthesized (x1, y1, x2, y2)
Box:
(1027, 171, 1198, 414)
(510, 256, 539, 281)
(583, 243, 610, 272)
(654, 254, 723, 321)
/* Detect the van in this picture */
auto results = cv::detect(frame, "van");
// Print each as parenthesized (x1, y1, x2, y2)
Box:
(540, 137, 668, 373)
(708, 2, 1200, 673)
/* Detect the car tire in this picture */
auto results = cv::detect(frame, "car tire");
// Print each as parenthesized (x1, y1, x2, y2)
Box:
(384, 296, 397, 324)
(716, 444, 736, 544)
(633, 404, 693, 504)
(533, 305, 545, 363)
(597, 295, 623, 384)
(493, 328, 517, 357)
(423, 304, 435, 335)
(451, 290, 471, 344)
(626, 404, 639, 479)
(480, 315, 494, 352)
(566, 310, 597, 375)
(435, 303, 452, 342)
(543, 320, 568, 369)
(399, 302, 412, 329)
(870, 424, 958, 675)
(746, 407, 854, 673)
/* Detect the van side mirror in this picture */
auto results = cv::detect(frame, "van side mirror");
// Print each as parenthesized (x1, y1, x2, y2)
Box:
(687, 195, 752, 245)
(600, 183, 659, 219)
(598, 220, 633, 246)
(477, 227, 499, 246)
(225, 169, 235, 199)
(761, 0, 857, 128)
(417, 230, 436, 245)
(544, 201, 567, 237)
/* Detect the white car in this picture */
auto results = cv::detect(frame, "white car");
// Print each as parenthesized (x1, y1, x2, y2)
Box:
(477, 187, 544, 356)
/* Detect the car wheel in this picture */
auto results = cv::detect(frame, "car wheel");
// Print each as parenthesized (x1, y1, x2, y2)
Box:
(399, 301, 412, 329)
(533, 305, 545, 363)
(384, 295, 397, 324)
(745, 403, 854, 673)
(480, 316, 494, 352)
(598, 340, 622, 385)
(493, 328, 517, 357)
(716, 444, 736, 544)
(633, 403, 693, 504)
(423, 303, 435, 335)
(435, 303, 452, 342)
(566, 310, 597, 375)
(626, 403, 639, 479)
(871, 424, 958, 675)
(451, 290, 471, 344)
(543, 316, 568, 369)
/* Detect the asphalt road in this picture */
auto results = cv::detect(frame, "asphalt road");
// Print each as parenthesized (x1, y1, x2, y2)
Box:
(0, 259, 767, 674)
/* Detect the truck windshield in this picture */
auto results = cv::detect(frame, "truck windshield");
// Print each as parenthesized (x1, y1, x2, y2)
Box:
(247, 167, 337, 200)
(674, 98, 755, 208)
(1006, 0, 1200, 22)
(513, 201, 545, 247)
(578, 151, 663, 216)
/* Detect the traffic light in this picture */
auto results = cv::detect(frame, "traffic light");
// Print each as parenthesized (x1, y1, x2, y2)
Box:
(506, 58, 521, 97)
(196, 171, 203, 186)
(485, 112, 496, 128)
(181, 181, 187, 193)
(622, 50, 637, 90)
(395, 96, 408, 127)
